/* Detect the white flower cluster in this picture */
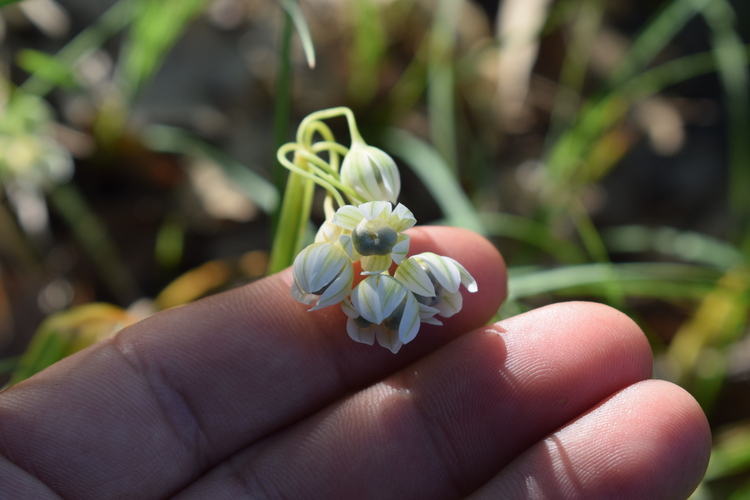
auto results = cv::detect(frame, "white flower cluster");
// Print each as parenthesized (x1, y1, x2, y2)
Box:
(290, 138, 477, 353)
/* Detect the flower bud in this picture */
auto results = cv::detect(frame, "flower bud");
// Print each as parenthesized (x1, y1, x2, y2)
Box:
(340, 142, 401, 204)
(291, 242, 353, 311)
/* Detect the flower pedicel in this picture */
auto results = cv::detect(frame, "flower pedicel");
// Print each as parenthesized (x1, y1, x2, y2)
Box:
(283, 107, 477, 353)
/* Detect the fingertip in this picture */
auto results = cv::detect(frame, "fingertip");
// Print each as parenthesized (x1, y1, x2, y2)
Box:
(626, 379, 712, 493)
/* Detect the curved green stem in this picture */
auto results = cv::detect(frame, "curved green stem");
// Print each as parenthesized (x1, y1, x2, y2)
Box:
(296, 106, 364, 146)
(302, 120, 335, 149)
(292, 149, 362, 203)
(312, 141, 349, 174)
(277, 145, 347, 207)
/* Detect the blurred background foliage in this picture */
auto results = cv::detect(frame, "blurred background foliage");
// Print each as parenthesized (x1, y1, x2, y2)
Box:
(0, 0, 748, 497)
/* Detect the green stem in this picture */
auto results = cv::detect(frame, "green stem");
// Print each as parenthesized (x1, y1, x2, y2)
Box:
(292, 149, 361, 202)
(268, 107, 365, 273)
(312, 141, 349, 174)
(272, 6, 295, 206)
(277, 145, 347, 207)
(296, 107, 363, 145)
(268, 165, 313, 274)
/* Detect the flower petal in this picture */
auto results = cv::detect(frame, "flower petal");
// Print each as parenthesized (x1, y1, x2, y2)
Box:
(347, 318, 375, 345)
(378, 276, 407, 319)
(292, 243, 324, 292)
(338, 234, 359, 260)
(341, 148, 379, 200)
(306, 244, 349, 294)
(390, 235, 410, 265)
(375, 324, 402, 354)
(311, 260, 353, 310)
(360, 254, 392, 274)
(351, 275, 406, 324)
(418, 252, 461, 293)
(389, 203, 416, 231)
(436, 289, 463, 318)
(365, 147, 401, 203)
(394, 256, 435, 296)
(453, 258, 478, 293)
(398, 291, 421, 344)
(315, 221, 343, 244)
(333, 205, 364, 230)
(341, 298, 358, 318)
(351, 276, 385, 324)
(421, 315, 443, 326)
(358, 200, 391, 220)
(290, 281, 316, 305)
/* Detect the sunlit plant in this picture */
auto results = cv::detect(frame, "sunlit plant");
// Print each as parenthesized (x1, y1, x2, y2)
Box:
(271, 107, 477, 353)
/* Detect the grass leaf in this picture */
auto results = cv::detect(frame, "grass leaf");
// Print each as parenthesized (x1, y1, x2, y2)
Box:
(17, 49, 80, 90)
(384, 128, 485, 234)
(119, 0, 209, 98)
(278, 0, 316, 69)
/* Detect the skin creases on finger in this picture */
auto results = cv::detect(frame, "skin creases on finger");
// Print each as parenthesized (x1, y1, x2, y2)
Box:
(0, 227, 505, 500)
(470, 379, 711, 500)
(173, 301, 656, 500)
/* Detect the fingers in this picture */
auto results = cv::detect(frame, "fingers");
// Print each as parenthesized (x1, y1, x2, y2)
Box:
(472, 380, 711, 500)
(174, 302, 661, 499)
(0, 226, 506, 500)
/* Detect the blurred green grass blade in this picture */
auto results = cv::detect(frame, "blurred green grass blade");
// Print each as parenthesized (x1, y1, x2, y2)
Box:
(0, 0, 22, 7)
(348, 0, 386, 103)
(272, 10, 294, 204)
(427, 0, 461, 173)
(21, 0, 135, 97)
(7, 327, 68, 386)
(155, 213, 185, 270)
(546, 46, 749, 178)
(701, 0, 750, 247)
(17, 49, 80, 90)
(705, 422, 750, 481)
(119, 0, 209, 98)
(480, 212, 585, 263)
(47, 184, 140, 303)
(279, 0, 316, 69)
(0, 357, 18, 375)
(7, 303, 134, 387)
(609, 0, 712, 85)
(507, 262, 723, 301)
(546, 0, 605, 144)
(548, 0, 715, 178)
(142, 125, 279, 215)
(384, 128, 484, 234)
(603, 225, 745, 270)
(666, 266, 750, 396)
(727, 481, 750, 500)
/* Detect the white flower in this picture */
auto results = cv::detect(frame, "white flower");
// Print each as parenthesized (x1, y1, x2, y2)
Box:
(290, 242, 354, 311)
(394, 252, 478, 323)
(342, 274, 420, 353)
(314, 219, 347, 244)
(340, 142, 401, 204)
(333, 201, 416, 275)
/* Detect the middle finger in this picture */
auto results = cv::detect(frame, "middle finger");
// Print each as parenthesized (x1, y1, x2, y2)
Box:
(176, 301, 652, 499)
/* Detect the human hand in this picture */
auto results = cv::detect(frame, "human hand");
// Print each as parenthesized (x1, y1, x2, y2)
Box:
(0, 227, 710, 499)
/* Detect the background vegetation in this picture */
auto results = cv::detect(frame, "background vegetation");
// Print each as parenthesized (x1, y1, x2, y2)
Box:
(0, 0, 748, 497)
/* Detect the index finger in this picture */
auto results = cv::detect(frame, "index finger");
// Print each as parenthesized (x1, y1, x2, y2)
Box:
(0, 226, 506, 500)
